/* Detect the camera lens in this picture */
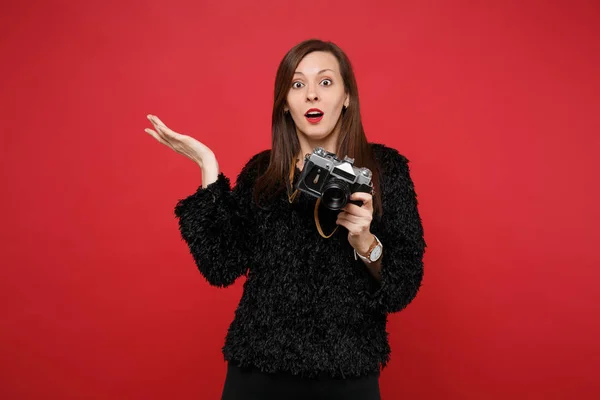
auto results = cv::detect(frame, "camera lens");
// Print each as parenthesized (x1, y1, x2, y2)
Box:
(322, 179, 351, 210)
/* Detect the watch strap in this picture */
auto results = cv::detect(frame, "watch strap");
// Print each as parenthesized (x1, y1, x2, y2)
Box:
(353, 235, 382, 263)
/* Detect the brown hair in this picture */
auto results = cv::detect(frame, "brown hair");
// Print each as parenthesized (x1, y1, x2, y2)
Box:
(254, 38, 382, 216)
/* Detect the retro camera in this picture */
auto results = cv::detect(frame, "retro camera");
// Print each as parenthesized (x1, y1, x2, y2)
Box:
(295, 147, 374, 210)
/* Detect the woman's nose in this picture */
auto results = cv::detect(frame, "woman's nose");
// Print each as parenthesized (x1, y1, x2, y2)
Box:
(306, 85, 319, 101)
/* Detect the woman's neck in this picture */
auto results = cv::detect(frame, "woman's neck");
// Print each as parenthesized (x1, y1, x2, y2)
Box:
(295, 135, 339, 170)
(295, 114, 344, 170)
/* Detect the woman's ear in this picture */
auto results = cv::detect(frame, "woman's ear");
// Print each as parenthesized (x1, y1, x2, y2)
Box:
(344, 94, 350, 108)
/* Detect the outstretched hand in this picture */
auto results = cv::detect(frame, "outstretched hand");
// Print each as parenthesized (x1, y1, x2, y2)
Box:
(144, 114, 216, 170)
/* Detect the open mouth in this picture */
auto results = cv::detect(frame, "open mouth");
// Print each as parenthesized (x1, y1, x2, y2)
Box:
(305, 109, 324, 123)
(305, 111, 324, 117)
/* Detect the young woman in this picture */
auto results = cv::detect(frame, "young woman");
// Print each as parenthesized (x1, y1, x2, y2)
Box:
(144, 38, 426, 400)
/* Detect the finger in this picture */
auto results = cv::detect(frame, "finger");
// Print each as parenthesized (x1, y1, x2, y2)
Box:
(349, 191, 373, 206)
(337, 212, 368, 226)
(342, 203, 372, 217)
(335, 218, 362, 235)
(154, 125, 177, 144)
(349, 194, 373, 212)
(148, 114, 179, 140)
(335, 217, 350, 229)
(148, 122, 175, 146)
(147, 115, 169, 139)
(148, 114, 168, 128)
(144, 128, 171, 147)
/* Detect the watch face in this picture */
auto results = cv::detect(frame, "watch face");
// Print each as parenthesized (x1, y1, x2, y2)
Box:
(370, 245, 382, 261)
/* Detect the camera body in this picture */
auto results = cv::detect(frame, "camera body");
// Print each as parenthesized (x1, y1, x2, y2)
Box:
(295, 147, 374, 210)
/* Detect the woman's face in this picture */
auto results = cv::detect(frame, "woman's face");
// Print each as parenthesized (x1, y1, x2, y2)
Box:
(285, 51, 350, 143)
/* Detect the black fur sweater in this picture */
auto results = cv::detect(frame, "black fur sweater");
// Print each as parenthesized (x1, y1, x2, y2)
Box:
(174, 143, 426, 379)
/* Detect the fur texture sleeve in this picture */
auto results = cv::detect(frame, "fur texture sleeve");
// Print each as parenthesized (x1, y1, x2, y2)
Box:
(359, 145, 426, 314)
(173, 152, 263, 287)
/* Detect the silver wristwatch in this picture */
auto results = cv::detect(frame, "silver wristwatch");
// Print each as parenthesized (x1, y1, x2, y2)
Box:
(353, 235, 383, 263)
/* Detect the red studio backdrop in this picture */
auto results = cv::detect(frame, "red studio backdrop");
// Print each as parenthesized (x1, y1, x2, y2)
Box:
(1, 1, 598, 399)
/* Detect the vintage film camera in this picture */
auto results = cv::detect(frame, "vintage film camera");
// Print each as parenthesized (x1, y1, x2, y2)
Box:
(295, 147, 374, 210)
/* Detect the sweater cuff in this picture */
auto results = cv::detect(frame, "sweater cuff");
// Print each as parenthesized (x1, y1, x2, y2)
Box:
(174, 172, 232, 219)
(355, 256, 388, 314)
(361, 283, 385, 312)
(196, 172, 232, 199)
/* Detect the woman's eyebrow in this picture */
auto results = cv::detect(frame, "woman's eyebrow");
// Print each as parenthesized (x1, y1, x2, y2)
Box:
(293, 69, 336, 75)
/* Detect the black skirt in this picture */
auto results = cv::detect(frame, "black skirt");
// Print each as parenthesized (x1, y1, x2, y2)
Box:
(221, 360, 381, 400)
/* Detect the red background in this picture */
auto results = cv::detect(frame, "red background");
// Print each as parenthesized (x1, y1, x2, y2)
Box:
(1, 0, 598, 399)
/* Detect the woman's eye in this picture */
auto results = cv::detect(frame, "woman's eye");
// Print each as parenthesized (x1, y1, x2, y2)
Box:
(292, 79, 332, 89)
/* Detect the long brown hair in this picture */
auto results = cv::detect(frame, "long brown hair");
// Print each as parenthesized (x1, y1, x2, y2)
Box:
(254, 38, 382, 216)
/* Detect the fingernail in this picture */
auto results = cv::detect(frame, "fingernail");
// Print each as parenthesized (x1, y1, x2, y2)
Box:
(147, 114, 152, 120)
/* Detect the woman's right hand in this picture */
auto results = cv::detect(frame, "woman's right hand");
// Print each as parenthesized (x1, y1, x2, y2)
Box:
(145, 114, 219, 186)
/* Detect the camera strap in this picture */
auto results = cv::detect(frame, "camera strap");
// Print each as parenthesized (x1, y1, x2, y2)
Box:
(288, 160, 339, 239)
(314, 197, 338, 238)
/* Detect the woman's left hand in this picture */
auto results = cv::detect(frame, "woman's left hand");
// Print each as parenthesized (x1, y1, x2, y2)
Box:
(336, 192, 375, 255)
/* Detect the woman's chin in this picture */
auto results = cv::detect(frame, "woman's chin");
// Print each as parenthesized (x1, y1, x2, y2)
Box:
(299, 127, 337, 141)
